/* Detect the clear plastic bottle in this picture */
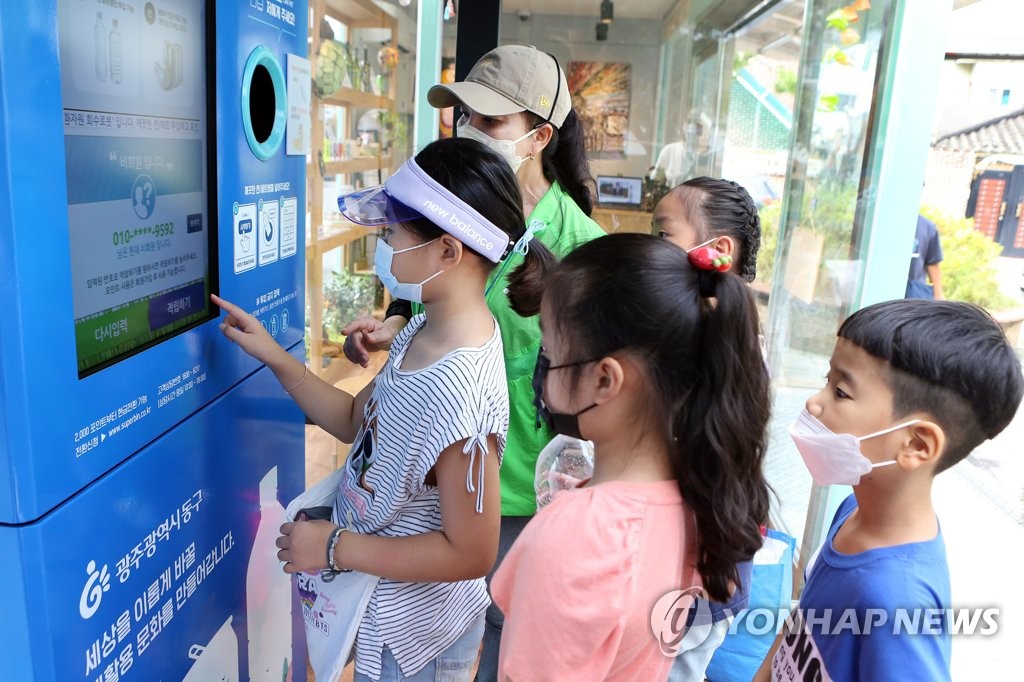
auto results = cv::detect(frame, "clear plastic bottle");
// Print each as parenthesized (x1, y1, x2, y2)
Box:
(109, 18, 123, 84)
(245, 467, 293, 681)
(94, 13, 107, 83)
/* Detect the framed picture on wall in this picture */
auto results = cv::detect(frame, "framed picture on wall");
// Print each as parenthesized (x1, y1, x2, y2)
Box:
(567, 61, 631, 157)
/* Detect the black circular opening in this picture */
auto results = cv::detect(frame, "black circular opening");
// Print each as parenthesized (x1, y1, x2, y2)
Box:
(249, 64, 276, 143)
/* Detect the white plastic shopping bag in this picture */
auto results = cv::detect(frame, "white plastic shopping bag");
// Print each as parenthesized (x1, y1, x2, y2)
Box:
(285, 468, 378, 682)
(534, 435, 594, 508)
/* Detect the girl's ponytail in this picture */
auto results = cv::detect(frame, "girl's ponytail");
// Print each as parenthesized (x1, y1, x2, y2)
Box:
(671, 271, 770, 601)
(506, 238, 556, 317)
(522, 234, 771, 601)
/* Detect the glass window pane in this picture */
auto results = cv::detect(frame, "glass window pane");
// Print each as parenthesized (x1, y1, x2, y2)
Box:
(763, 0, 895, 554)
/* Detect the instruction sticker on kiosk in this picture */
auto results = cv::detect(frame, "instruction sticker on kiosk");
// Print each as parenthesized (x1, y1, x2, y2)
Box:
(234, 204, 257, 274)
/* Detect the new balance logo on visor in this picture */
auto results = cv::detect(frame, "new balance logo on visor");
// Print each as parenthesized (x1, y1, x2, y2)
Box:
(338, 157, 511, 263)
(421, 199, 496, 253)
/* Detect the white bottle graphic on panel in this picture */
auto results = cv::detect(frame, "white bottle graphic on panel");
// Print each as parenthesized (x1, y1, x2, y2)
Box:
(246, 467, 292, 681)
(183, 616, 240, 682)
(93, 13, 107, 83)
(109, 19, 122, 85)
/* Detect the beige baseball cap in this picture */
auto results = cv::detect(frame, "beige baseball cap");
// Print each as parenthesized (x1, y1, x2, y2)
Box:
(428, 45, 571, 128)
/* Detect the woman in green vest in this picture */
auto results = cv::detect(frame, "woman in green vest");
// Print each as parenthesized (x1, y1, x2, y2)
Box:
(341, 45, 604, 680)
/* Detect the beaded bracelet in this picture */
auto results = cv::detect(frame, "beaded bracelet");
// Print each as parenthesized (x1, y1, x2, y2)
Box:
(325, 525, 351, 573)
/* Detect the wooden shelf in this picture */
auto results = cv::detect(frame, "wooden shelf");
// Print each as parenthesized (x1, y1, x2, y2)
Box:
(308, 0, 397, 384)
(322, 87, 395, 110)
(317, 155, 392, 176)
(307, 220, 374, 255)
(592, 207, 655, 235)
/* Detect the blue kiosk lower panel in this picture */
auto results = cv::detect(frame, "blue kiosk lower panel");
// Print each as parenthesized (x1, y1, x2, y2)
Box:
(0, 356, 307, 681)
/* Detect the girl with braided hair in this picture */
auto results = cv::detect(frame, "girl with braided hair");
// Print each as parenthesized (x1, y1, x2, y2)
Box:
(652, 176, 766, 681)
(652, 176, 762, 283)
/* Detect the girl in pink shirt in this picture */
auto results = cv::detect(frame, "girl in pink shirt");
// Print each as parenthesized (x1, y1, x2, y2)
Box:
(494, 233, 772, 681)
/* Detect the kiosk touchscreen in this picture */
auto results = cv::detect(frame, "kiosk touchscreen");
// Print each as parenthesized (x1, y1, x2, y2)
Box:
(61, 0, 215, 377)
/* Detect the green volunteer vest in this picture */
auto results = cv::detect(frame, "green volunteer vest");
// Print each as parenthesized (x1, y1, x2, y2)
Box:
(413, 181, 605, 515)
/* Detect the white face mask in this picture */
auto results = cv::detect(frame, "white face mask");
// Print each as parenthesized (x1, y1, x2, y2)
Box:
(373, 238, 443, 304)
(789, 409, 920, 487)
(457, 118, 537, 173)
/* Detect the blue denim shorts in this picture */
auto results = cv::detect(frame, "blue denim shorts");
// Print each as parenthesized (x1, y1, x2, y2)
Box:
(354, 612, 485, 682)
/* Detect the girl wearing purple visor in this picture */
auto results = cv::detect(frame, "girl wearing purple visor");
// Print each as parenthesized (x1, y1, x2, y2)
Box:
(341, 47, 606, 681)
(212, 137, 552, 682)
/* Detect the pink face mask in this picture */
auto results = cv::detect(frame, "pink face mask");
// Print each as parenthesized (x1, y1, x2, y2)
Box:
(789, 409, 919, 486)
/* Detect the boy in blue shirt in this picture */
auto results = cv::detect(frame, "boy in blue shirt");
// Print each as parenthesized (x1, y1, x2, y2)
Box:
(757, 299, 1023, 681)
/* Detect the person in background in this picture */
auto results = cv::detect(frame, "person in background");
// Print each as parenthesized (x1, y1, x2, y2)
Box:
(653, 138, 694, 190)
(340, 44, 606, 681)
(906, 214, 944, 300)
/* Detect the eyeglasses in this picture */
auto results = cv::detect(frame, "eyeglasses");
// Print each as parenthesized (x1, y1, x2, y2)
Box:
(533, 349, 605, 402)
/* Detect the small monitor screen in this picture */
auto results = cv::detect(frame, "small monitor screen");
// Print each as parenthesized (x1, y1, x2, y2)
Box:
(596, 176, 643, 207)
(58, 0, 214, 376)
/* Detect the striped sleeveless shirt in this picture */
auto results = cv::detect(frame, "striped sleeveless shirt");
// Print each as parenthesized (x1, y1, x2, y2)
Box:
(334, 314, 509, 679)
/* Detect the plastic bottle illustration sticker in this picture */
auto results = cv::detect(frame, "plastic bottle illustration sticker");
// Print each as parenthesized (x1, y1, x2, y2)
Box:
(109, 18, 123, 84)
(94, 12, 108, 83)
(246, 467, 292, 681)
(155, 41, 185, 90)
(183, 616, 240, 682)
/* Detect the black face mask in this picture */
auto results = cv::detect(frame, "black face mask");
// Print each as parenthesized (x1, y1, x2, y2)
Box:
(532, 350, 600, 440)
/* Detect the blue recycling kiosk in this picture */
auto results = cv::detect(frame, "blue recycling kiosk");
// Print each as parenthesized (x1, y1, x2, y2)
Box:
(0, 1, 310, 680)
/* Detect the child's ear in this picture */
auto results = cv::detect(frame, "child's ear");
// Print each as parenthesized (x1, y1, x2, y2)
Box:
(437, 234, 464, 267)
(898, 420, 945, 471)
(593, 356, 625, 404)
(713, 235, 737, 259)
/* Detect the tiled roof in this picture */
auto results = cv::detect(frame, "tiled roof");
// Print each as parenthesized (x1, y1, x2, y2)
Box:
(933, 107, 1024, 154)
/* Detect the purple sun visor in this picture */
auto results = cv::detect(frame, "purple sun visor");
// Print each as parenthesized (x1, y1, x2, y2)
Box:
(338, 158, 513, 263)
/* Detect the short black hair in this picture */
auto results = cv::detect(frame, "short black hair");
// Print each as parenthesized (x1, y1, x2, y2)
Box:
(839, 300, 1023, 472)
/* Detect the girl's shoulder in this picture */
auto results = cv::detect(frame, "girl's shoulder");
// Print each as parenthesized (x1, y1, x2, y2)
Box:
(391, 314, 503, 366)
(390, 313, 426, 354)
(386, 315, 506, 402)
(529, 481, 684, 552)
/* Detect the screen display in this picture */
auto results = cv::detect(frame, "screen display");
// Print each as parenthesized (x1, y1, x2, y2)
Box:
(596, 176, 643, 207)
(59, 0, 213, 376)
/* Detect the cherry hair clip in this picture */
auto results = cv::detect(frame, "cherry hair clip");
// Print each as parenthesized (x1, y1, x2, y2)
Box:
(687, 246, 732, 272)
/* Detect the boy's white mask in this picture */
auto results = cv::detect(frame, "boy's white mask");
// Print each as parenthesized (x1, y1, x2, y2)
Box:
(789, 409, 919, 486)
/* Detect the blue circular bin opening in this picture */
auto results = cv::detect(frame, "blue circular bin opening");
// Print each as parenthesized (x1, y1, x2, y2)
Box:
(241, 46, 287, 161)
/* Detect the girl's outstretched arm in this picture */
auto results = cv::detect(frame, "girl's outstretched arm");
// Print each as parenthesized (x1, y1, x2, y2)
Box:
(276, 435, 501, 582)
(211, 294, 370, 443)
